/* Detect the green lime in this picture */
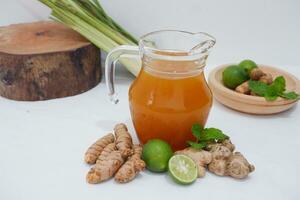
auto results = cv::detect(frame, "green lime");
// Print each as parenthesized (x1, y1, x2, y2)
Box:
(142, 139, 173, 172)
(239, 59, 257, 75)
(168, 155, 198, 185)
(222, 65, 249, 89)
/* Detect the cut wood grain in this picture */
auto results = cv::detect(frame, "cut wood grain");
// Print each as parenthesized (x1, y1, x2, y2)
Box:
(0, 21, 101, 101)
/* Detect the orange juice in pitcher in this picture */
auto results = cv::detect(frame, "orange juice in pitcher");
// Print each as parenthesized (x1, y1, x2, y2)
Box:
(105, 30, 215, 150)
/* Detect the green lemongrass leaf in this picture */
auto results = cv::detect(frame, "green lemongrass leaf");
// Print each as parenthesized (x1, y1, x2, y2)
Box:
(39, 0, 140, 74)
(279, 92, 300, 100)
(55, 0, 135, 45)
(201, 128, 229, 141)
(187, 141, 206, 150)
(77, 0, 138, 44)
(51, 8, 118, 51)
(191, 124, 204, 140)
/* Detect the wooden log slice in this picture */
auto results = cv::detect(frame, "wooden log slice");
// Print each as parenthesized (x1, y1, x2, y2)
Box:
(0, 21, 101, 101)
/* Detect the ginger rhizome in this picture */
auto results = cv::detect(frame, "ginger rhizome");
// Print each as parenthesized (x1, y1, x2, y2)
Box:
(115, 144, 146, 183)
(86, 143, 124, 183)
(84, 133, 115, 164)
(85, 123, 144, 184)
(236, 67, 273, 94)
(175, 148, 212, 177)
(206, 139, 254, 179)
(114, 123, 133, 158)
(181, 137, 254, 179)
(235, 81, 250, 94)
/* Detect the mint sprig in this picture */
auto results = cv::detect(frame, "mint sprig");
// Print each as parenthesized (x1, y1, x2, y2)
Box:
(187, 124, 229, 150)
(249, 76, 299, 101)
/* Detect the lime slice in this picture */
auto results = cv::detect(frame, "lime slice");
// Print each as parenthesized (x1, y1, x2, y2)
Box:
(168, 155, 198, 185)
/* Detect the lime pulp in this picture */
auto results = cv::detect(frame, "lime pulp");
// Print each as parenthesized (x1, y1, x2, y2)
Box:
(168, 155, 198, 185)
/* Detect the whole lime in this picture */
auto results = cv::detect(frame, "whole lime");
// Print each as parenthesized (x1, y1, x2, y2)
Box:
(222, 65, 249, 89)
(142, 139, 173, 172)
(239, 59, 257, 75)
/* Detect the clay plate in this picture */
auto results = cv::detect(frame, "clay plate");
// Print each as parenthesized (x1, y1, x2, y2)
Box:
(208, 64, 300, 114)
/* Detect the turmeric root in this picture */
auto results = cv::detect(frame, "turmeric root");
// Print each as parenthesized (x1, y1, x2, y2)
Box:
(206, 139, 254, 179)
(115, 144, 146, 183)
(175, 148, 212, 177)
(114, 123, 133, 158)
(86, 143, 124, 183)
(235, 81, 250, 94)
(250, 68, 265, 80)
(84, 133, 115, 164)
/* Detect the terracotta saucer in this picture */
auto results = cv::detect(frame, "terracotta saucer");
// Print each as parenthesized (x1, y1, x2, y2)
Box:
(208, 64, 300, 114)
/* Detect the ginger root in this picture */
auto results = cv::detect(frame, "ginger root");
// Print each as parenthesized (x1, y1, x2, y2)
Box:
(259, 73, 273, 85)
(115, 144, 146, 183)
(237, 68, 273, 95)
(206, 139, 254, 179)
(84, 133, 115, 164)
(86, 143, 124, 184)
(250, 68, 265, 80)
(235, 81, 250, 94)
(226, 152, 255, 179)
(114, 123, 133, 158)
(175, 148, 212, 177)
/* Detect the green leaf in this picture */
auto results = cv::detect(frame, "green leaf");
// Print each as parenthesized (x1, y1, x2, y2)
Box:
(249, 76, 294, 101)
(187, 141, 206, 150)
(279, 92, 300, 100)
(248, 80, 269, 96)
(191, 124, 204, 140)
(200, 128, 229, 141)
(264, 95, 278, 101)
(271, 76, 286, 94)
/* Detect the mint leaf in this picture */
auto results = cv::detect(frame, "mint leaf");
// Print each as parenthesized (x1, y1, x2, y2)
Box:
(271, 76, 286, 94)
(279, 92, 300, 100)
(191, 124, 203, 140)
(200, 128, 229, 141)
(249, 80, 269, 96)
(249, 76, 296, 101)
(187, 141, 206, 149)
(264, 95, 278, 101)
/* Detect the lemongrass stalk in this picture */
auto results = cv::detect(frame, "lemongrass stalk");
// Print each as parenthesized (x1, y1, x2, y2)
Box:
(45, 0, 118, 51)
(39, 0, 141, 75)
(51, 0, 135, 46)
(90, 1, 138, 44)
(51, 4, 141, 75)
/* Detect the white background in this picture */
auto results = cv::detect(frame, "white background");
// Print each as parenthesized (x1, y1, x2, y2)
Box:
(0, 1, 300, 200)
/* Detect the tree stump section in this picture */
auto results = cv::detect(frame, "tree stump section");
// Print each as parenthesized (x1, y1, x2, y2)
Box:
(0, 21, 101, 101)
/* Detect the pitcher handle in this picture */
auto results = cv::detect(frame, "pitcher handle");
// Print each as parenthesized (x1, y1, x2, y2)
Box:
(105, 45, 140, 104)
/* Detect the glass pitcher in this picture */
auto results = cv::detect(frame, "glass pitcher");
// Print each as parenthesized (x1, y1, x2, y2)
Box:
(105, 30, 215, 150)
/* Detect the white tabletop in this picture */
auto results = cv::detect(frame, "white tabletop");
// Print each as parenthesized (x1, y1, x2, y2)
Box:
(0, 62, 299, 200)
(1, 0, 300, 199)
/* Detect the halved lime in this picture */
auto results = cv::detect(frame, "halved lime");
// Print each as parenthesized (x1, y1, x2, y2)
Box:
(168, 155, 198, 185)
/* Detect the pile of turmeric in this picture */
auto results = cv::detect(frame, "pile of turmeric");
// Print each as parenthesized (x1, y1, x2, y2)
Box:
(84, 123, 145, 184)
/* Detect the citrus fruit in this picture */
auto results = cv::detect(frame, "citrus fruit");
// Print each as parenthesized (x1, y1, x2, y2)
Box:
(142, 139, 173, 172)
(239, 59, 257, 75)
(222, 65, 249, 89)
(168, 155, 198, 185)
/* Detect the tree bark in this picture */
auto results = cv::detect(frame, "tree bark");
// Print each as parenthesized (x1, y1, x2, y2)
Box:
(0, 21, 101, 101)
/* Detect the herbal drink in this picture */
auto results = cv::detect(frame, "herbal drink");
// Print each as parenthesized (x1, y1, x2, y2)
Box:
(129, 58, 212, 151)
